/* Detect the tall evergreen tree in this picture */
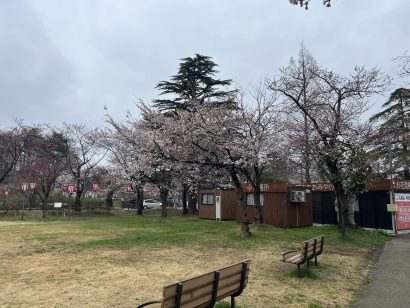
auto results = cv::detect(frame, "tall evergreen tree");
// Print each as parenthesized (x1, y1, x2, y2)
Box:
(153, 54, 236, 113)
(371, 88, 410, 179)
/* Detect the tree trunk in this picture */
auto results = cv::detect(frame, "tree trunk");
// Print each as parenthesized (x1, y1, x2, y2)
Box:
(253, 174, 262, 225)
(182, 184, 188, 215)
(345, 196, 357, 227)
(28, 193, 36, 211)
(188, 191, 198, 215)
(229, 168, 251, 236)
(254, 205, 262, 225)
(106, 190, 114, 208)
(73, 176, 83, 212)
(303, 113, 312, 184)
(74, 193, 82, 212)
(41, 197, 48, 219)
(136, 186, 144, 215)
(334, 183, 348, 236)
(159, 187, 169, 217)
(404, 165, 410, 180)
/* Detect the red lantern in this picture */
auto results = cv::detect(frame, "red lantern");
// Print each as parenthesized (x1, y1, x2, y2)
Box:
(68, 184, 75, 193)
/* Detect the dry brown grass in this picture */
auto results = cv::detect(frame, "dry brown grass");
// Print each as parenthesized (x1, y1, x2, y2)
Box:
(0, 219, 381, 308)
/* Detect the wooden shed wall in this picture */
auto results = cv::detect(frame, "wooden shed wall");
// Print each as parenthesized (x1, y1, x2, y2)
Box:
(198, 189, 237, 220)
(235, 191, 312, 227)
(221, 190, 237, 220)
(198, 189, 218, 220)
(285, 201, 312, 227)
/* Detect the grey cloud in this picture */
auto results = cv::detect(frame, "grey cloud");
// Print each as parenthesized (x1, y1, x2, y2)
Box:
(0, 0, 409, 128)
(0, 1, 74, 127)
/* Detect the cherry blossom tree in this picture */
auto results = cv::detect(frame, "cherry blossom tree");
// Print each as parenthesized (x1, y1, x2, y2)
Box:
(105, 107, 178, 218)
(139, 100, 255, 235)
(97, 127, 145, 213)
(0, 123, 32, 184)
(64, 124, 106, 212)
(394, 51, 410, 81)
(272, 44, 320, 183)
(271, 51, 390, 235)
(14, 126, 68, 218)
(235, 84, 286, 224)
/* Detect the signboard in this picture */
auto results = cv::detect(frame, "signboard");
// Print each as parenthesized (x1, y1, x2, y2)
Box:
(310, 183, 334, 192)
(243, 182, 288, 193)
(395, 193, 410, 230)
(54, 202, 62, 208)
(387, 203, 398, 212)
(244, 183, 271, 192)
(393, 181, 410, 191)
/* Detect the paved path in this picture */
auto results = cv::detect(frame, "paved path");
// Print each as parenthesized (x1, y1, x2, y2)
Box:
(354, 233, 410, 308)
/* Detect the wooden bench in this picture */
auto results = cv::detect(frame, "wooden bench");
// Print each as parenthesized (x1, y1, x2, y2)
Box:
(281, 235, 324, 277)
(137, 260, 250, 308)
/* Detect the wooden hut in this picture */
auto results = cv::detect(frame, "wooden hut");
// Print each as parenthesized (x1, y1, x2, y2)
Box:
(198, 188, 237, 220)
(198, 182, 312, 227)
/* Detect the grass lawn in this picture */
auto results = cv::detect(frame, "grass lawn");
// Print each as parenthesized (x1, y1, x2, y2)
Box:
(0, 209, 388, 307)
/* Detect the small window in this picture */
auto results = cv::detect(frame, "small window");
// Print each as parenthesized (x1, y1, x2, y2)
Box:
(246, 193, 264, 206)
(202, 193, 214, 205)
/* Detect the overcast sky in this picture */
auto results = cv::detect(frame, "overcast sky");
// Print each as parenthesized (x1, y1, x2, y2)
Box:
(0, 0, 409, 128)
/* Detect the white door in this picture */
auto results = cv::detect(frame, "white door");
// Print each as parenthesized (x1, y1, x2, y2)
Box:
(215, 196, 221, 220)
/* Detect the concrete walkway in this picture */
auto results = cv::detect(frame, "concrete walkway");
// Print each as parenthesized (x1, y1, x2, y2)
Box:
(354, 233, 410, 308)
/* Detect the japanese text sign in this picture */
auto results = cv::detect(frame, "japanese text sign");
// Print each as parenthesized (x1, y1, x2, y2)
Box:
(395, 193, 410, 230)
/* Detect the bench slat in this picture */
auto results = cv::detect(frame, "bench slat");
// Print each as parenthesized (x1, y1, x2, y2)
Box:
(159, 260, 249, 308)
(163, 272, 214, 298)
(219, 263, 244, 278)
(284, 254, 303, 263)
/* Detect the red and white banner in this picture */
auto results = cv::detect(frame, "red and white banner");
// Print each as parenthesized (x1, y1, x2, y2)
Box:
(395, 193, 410, 230)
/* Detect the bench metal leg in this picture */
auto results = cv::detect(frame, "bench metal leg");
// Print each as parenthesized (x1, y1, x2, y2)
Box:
(175, 283, 183, 307)
(136, 300, 161, 308)
(209, 271, 220, 307)
(231, 295, 235, 308)
(307, 260, 310, 268)
(297, 264, 302, 277)
(315, 256, 318, 266)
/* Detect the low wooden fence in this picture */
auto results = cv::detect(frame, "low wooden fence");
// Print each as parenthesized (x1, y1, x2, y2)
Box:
(0, 202, 111, 218)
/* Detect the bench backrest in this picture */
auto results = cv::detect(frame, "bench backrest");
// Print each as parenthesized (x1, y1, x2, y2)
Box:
(160, 260, 250, 308)
(302, 235, 324, 262)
